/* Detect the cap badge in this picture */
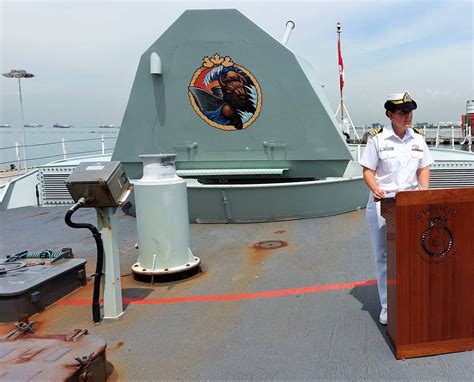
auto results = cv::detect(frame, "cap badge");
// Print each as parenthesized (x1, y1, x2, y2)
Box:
(402, 92, 412, 103)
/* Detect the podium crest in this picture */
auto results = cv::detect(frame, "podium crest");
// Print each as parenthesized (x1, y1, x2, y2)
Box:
(420, 216, 454, 258)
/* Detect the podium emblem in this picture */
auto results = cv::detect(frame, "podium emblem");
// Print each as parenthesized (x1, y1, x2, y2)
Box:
(420, 216, 453, 258)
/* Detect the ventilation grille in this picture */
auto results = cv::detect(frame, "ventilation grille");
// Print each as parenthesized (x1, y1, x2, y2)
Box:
(37, 162, 474, 204)
(39, 167, 74, 205)
(430, 168, 474, 189)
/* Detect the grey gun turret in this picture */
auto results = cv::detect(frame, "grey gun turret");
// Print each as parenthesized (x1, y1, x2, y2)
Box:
(113, 9, 366, 222)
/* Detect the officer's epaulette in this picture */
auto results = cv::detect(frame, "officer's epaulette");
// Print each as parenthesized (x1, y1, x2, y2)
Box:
(412, 127, 425, 136)
(368, 127, 383, 137)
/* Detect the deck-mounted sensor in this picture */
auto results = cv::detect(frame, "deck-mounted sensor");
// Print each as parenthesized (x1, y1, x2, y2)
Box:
(65, 161, 132, 322)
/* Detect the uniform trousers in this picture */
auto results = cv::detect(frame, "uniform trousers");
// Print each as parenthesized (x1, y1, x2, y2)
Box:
(366, 194, 387, 310)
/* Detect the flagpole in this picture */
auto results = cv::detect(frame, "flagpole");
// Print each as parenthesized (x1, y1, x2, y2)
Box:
(337, 22, 344, 124)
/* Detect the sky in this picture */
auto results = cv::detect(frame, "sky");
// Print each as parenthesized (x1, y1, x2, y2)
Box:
(0, 0, 472, 128)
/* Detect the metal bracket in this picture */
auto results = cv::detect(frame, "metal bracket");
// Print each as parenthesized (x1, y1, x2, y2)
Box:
(75, 352, 95, 381)
(174, 142, 198, 161)
(75, 352, 95, 367)
(14, 321, 35, 334)
(263, 140, 287, 160)
(174, 142, 198, 149)
(263, 140, 287, 148)
(221, 190, 233, 222)
(66, 329, 89, 342)
(0, 321, 36, 342)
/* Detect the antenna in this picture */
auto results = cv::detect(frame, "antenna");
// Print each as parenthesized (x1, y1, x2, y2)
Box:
(281, 21, 295, 45)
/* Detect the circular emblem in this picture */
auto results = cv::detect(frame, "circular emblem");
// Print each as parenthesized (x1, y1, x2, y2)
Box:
(420, 216, 453, 258)
(188, 54, 262, 131)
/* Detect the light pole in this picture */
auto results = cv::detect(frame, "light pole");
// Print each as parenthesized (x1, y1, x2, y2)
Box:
(2, 69, 35, 173)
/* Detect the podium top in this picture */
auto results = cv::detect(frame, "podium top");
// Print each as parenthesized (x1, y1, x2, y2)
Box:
(395, 188, 474, 206)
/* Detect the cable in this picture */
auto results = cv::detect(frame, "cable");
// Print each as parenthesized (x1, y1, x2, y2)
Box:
(64, 197, 104, 323)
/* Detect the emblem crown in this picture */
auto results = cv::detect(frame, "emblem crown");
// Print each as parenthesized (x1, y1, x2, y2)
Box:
(202, 54, 234, 68)
(429, 216, 446, 226)
(210, 53, 224, 65)
(403, 92, 412, 102)
(221, 56, 234, 67)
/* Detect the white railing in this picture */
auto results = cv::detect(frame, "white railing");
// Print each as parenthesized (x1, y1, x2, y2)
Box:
(432, 126, 472, 152)
(0, 135, 117, 176)
(354, 125, 471, 153)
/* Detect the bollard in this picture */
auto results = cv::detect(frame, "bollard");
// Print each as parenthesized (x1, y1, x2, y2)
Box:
(131, 154, 200, 277)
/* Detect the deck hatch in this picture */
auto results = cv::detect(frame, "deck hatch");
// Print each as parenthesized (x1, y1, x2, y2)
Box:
(0, 329, 107, 381)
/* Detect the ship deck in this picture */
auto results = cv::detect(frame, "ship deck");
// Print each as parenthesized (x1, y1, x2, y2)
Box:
(1, 205, 473, 380)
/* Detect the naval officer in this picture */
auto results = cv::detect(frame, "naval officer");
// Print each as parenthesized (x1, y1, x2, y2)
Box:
(359, 92, 434, 325)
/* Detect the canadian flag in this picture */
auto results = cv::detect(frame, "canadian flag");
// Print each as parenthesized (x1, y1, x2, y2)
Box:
(338, 37, 344, 92)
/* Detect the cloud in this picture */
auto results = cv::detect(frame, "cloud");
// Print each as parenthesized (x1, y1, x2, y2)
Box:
(1, 0, 472, 126)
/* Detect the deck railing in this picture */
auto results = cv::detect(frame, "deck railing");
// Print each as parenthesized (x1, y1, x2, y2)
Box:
(1, 127, 472, 180)
(0, 136, 117, 176)
(344, 125, 472, 153)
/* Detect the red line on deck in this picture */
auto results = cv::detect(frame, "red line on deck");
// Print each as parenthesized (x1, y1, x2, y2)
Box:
(58, 278, 377, 306)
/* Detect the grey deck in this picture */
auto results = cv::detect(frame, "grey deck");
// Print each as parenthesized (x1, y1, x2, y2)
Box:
(1, 206, 473, 380)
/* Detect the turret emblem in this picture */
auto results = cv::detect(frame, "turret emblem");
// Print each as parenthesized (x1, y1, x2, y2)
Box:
(188, 54, 262, 131)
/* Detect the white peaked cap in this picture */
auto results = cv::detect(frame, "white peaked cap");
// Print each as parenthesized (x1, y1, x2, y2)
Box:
(386, 92, 412, 102)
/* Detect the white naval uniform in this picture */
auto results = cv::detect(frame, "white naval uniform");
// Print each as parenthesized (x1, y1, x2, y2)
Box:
(359, 122, 434, 309)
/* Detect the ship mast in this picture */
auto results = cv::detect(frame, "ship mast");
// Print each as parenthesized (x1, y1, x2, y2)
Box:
(337, 22, 344, 124)
(335, 22, 359, 140)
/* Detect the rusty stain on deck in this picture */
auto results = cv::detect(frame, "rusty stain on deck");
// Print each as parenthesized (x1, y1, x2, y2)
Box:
(26, 211, 50, 219)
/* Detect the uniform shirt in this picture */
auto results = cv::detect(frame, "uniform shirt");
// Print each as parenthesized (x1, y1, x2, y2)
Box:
(359, 122, 434, 197)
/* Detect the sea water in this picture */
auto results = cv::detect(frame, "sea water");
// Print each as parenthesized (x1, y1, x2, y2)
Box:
(0, 126, 118, 171)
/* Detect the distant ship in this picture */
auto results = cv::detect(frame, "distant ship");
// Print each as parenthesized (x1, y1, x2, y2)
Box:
(24, 123, 43, 127)
(98, 124, 119, 128)
(0, 124, 11, 128)
(53, 123, 73, 128)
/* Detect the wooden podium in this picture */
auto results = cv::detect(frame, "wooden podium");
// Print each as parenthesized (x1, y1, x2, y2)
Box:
(381, 188, 474, 359)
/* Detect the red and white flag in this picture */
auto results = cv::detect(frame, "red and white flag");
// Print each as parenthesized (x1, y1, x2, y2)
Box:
(338, 36, 344, 92)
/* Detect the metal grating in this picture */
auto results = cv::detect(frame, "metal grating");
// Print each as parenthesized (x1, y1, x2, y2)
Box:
(39, 167, 74, 205)
(37, 161, 474, 205)
(430, 168, 474, 188)
(38, 166, 290, 206)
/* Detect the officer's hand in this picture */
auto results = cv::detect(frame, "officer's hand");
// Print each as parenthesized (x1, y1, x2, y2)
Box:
(372, 188, 385, 201)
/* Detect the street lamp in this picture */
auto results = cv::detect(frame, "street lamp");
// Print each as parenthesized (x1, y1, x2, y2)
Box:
(2, 69, 35, 173)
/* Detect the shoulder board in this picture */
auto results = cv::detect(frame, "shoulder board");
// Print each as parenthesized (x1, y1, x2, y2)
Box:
(412, 127, 425, 136)
(368, 127, 383, 137)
